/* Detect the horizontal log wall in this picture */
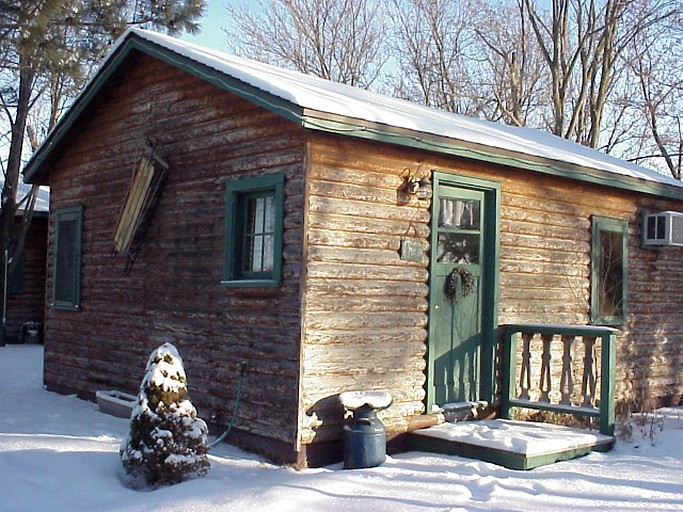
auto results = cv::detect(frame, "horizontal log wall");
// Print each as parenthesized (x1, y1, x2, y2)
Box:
(43, 53, 307, 461)
(300, 135, 430, 445)
(625, 196, 683, 409)
(299, 133, 683, 446)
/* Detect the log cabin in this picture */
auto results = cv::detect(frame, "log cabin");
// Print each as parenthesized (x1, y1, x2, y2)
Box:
(23, 29, 683, 467)
(1, 187, 49, 345)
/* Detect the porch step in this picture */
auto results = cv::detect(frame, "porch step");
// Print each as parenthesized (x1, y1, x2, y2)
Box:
(439, 401, 489, 422)
(408, 419, 614, 470)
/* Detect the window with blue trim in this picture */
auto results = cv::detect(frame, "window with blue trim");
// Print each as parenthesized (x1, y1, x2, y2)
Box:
(223, 174, 284, 287)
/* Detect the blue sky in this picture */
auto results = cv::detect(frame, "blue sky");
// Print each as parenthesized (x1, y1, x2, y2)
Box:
(182, 0, 255, 51)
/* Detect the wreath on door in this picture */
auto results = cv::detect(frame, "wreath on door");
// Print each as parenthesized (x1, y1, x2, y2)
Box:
(445, 267, 475, 303)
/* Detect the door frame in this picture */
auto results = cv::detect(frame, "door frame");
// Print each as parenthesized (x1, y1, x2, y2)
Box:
(426, 172, 500, 411)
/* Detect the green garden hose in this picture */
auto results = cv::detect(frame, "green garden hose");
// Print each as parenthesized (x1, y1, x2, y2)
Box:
(210, 362, 246, 448)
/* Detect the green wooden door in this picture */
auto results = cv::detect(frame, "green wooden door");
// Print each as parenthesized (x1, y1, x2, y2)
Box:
(428, 177, 497, 408)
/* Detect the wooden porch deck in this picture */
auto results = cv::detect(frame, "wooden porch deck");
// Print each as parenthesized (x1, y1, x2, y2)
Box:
(407, 419, 614, 470)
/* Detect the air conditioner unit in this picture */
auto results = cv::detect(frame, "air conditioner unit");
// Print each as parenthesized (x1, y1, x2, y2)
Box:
(643, 211, 683, 247)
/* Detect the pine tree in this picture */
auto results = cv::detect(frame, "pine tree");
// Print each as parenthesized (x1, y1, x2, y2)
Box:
(0, 0, 205, 344)
(120, 342, 210, 488)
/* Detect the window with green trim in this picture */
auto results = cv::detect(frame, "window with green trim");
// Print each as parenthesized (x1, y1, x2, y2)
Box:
(53, 206, 82, 310)
(223, 174, 284, 287)
(591, 216, 627, 325)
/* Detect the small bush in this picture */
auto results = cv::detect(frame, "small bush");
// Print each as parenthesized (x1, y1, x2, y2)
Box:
(120, 342, 210, 488)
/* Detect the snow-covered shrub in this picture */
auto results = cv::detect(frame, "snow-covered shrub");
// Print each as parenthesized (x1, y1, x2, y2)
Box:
(120, 342, 210, 488)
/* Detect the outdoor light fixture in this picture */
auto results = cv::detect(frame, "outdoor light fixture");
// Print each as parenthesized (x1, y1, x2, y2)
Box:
(401, 169, 432, 200)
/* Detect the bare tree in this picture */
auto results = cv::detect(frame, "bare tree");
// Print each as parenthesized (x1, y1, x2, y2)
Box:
(0, 0, 204, 343)
(222, 0, 680, 177)
(627, 12, 682, 179)
(522, 0, 678, 149)
(473, 0, 547, 127)
(225, 0, 386, 88)
(388, 0, 479, 114)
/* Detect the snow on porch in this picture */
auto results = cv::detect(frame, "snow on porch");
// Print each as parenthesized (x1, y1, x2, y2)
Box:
(408, 419, 615, 470)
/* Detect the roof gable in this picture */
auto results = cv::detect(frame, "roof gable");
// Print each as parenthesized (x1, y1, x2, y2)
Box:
(24, 28, 683, 200)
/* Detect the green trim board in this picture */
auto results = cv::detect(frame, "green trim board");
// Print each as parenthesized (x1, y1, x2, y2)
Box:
(302, 113, 683, 202)
(23, 31, 683, 205)
(303, 112, 683, 200)
(222, 173, 285, 288)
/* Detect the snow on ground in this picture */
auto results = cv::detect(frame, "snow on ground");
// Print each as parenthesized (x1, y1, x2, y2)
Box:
(1, 344, 681, 512)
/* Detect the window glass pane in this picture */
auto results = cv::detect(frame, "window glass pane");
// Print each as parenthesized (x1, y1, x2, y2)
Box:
(598, 230, 624, 318)
(262, 234, 274, 271)
(264, 195, 275, 233)
(245, 197, 263, 236)
(437, 233, 479, 264)
(245, 234, 263, 272)
(242, 193, 275, 273)
(439, 198, 480, 229)
(55, 217, 78, 304)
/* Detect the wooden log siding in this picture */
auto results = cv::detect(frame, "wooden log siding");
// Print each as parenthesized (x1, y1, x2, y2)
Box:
(299, 136, 431, 443)
(6, 216, 48, 341)
(43, 53, 308, 455)
(299, 134, 683, 446)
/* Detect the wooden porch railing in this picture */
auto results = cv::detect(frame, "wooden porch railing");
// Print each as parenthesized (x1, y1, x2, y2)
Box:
(501, 323, 617, 437)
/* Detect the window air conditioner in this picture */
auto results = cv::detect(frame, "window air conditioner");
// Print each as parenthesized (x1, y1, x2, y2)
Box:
(643, 211, 683, 247)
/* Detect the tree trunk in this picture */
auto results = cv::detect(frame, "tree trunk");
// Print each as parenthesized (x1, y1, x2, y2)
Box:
(1, 60, 34, 344)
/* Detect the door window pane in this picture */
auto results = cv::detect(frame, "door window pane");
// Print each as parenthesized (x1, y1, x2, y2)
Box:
(439, 198, 480, 229)
(437, 233, 480, 264)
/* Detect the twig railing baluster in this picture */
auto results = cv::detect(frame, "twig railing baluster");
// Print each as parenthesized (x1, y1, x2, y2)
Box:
(501, 323, 616, 437)
(559, 335, 575, 405)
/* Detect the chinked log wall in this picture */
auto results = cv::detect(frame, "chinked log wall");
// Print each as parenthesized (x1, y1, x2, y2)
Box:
(43, 53, 307, 459)
(299, 133, 683, 446)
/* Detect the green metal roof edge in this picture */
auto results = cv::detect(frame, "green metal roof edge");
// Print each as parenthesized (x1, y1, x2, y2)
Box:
(24, 31, 683, 203)
(24, 33, 304, 183)
(301, 113, 683, 202)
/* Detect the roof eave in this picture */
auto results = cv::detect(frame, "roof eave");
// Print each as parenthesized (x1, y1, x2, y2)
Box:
(23, 31, 304, 184)
(301, 110, 683, 202)
(25, 30, 683, 203)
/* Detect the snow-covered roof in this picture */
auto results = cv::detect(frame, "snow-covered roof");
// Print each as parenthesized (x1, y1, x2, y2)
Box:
(1, 180, 50, 213)
(24, 28, 683, 200)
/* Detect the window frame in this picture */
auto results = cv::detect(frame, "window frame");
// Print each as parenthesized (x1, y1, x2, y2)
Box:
(590, 215, 628, 326)
(52, 205, 83, 311)
(222, 174, 284, 288)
